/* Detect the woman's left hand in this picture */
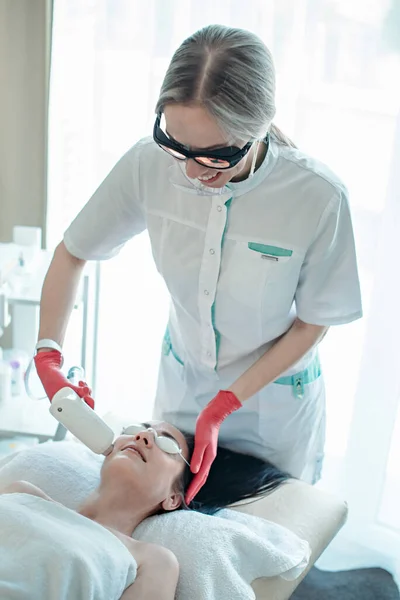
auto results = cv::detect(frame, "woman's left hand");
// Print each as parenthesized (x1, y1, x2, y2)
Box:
(185, 390, 241, 504)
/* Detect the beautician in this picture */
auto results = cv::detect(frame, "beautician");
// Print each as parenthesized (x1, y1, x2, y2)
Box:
(34, 24, 362, 504)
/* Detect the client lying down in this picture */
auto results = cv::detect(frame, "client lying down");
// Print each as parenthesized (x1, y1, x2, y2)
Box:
(0, 421, 290, 600)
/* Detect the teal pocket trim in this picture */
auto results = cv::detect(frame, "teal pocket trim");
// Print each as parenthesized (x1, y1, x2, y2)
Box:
(211, 302, 221, 362)
(274, 355, 321, 399)
(211, 197, 233, 371)
(162, 327, 184, 367)
(248, 243, 293, 257)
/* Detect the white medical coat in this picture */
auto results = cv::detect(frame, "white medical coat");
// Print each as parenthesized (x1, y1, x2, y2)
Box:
(64, 136, 362, 482)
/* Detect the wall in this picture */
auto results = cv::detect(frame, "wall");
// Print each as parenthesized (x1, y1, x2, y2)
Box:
(0, 0, 52, 243)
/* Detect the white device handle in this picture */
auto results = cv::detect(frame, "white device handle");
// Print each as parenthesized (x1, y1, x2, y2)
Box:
(49, 387, 115, 455)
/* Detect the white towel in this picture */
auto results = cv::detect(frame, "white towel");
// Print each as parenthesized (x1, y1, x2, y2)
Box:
(134, 509, 310, 599)
(0, 492, 137, 600)
(0, 442, 310, 600)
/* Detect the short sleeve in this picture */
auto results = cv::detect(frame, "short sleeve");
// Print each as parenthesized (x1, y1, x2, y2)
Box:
(63, 141, 147, 261)
(295, 191, 363, 326)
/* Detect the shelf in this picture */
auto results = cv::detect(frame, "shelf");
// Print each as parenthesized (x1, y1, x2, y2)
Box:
(0, 245, 99, 440)
(6, 249, 89, 308)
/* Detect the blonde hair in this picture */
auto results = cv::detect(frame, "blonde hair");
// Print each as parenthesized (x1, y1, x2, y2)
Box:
(156, 24, 295, 147)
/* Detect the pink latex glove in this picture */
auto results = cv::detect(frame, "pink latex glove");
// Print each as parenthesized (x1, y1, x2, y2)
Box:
(34, 350, 95, 409)
(185, 390, 242, 504)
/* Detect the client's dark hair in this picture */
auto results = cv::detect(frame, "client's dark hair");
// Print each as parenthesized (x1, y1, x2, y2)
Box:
(177, 433, 292, 515)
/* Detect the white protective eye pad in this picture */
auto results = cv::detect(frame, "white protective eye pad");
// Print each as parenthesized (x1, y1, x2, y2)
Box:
(122, 424, 190, 466)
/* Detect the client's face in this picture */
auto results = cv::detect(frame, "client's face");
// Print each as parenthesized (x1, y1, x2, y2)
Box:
(101, 420, 189, 512)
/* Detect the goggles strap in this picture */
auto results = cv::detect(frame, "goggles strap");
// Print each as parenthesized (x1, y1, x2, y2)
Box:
(249, 140, 260, 179)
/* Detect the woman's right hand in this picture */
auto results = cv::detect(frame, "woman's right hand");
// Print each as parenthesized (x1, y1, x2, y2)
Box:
(34, 349, 95, 409)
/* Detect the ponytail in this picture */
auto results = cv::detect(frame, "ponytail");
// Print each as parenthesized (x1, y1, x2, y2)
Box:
(270, 123, 297, 148)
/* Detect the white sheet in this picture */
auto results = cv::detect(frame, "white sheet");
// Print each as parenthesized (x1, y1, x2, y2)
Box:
(0, 492, 136, 600)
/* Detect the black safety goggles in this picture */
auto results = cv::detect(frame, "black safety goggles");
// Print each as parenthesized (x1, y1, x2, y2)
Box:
(153, 112, 253, 169)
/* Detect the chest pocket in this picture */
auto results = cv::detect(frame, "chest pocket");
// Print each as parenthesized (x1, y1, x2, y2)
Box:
(248, 242, 293, 261)
(217, 239, 304, 343)
(245, 243, 299, 285)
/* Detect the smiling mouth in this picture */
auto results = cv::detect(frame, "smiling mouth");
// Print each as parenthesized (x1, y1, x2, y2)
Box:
(198, 172, 222, 184)
(122, 445, 146, 462)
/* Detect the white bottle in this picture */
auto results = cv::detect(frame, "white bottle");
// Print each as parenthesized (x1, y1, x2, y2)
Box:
(0, 361, 12, 405)
(9, 360, 24, 396)
(4, 349, 29, 397)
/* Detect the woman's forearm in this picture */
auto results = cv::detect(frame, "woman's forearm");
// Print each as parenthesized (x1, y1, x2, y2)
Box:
(37, 241, 86, 347)
(228, 319, 328, 402)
